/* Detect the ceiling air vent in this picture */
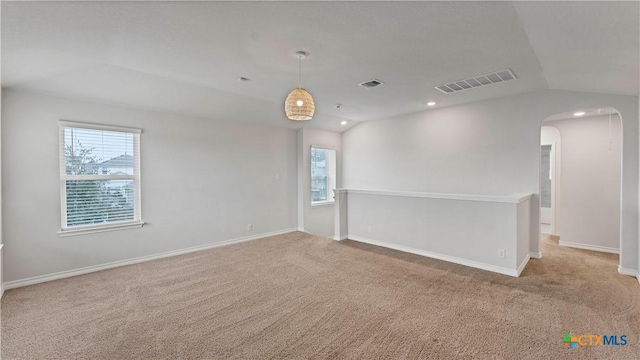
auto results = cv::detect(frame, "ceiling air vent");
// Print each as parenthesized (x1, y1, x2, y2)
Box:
(359, 79, 384, 89)
(435, 69, 517, 94)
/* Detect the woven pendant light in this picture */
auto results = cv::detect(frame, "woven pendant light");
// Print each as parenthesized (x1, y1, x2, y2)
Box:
(285, 51, 315, 121)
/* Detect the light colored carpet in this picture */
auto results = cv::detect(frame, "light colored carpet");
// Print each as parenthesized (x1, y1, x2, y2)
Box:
(2, 231, 639, 359)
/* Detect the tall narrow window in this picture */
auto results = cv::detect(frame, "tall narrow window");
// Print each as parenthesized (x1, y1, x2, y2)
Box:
(310, 147, 336, 205)
(59, 121, 142, 235)
(540, 145, 552, 208)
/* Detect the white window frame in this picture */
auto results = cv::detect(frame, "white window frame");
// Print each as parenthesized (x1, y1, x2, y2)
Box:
(58, 121, 144, 236)
(310, 146, 337, 207)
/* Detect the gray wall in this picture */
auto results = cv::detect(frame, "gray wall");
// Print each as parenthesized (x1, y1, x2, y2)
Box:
(550, 115, 622, 252)
(342, 90, 639, 274)
(297, 128, 342, 237)
(345, 191, 529, 276)
(1, 89, 298, 282)
(0, 86, 3, 291)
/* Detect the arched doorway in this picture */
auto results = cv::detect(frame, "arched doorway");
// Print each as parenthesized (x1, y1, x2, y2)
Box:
(539, 107, 623, 268)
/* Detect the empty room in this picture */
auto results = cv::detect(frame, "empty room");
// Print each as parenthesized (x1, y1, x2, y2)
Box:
(1, 1, 639, 359)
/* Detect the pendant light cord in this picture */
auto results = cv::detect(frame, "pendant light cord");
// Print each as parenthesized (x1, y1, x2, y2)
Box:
(298, 55, 302, 89)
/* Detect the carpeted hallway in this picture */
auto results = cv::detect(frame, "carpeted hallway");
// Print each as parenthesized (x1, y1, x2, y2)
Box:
(2, 231, 639, 359)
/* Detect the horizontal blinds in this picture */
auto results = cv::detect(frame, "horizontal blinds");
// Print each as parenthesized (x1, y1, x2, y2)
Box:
(311, 148, 336, 203)
(66, 180, 135, 226)
(62, 127, 138, 176)
(60, 124, 140, 229)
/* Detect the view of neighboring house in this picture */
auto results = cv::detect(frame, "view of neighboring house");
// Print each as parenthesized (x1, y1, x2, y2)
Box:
(99, 154, 134, 176)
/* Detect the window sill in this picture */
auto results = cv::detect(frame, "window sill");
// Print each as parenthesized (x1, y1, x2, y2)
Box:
(311, 201, 335, 208)
(59, 221, 145, 237)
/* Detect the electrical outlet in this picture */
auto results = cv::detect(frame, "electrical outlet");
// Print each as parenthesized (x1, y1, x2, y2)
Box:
(247, 224, 253, 232)
(497, 248, 505, 259)
(367, 226, 372, 234)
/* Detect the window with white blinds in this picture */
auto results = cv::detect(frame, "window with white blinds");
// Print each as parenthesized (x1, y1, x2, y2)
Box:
(310, 147, 336, 205)
(59, 121, 142, 233)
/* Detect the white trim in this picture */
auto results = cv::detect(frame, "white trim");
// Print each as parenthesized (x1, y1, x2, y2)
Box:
(63, 174, 136, 181)
(529, 251, 543, 259)
(59, 120, 142, 134)
(0, 244, 4, 299)
(559, 241, 619, 254)
(59, 126, 68, 228)
(59, 221, 145, 237)
(516, 255, 530, 276)
(310, 200, 334, 207)
(617, 266, 639, 277)
(336, 189, 532, 204)
(347, 235, 520, 277)
(59, 124, 143, 230)
(309, 144, 337, 151)
(332, 235, 347, 241)
(4, 228, 297, 290)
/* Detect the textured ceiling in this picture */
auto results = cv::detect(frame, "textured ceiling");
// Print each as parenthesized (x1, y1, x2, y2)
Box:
(2, 1, 638, 132)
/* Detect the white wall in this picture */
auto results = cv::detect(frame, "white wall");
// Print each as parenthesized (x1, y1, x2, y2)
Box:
(0, 85, 3, 295)
(343, 89, 639, 274)
(297, 127, 341, 237)
(540, 126, 561, 235)
(342, 190, 532, 276)
(549, 115, 621, 252)
(1, 89, 298, 283)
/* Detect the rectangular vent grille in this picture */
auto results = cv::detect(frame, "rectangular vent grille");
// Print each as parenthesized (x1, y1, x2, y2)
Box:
(435, 69, 516, 94)
(359, 79, 384, 88)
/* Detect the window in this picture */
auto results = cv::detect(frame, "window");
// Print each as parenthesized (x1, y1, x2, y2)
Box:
(540, 145, 552, 208)
(59, 121, 142, 235)
(310, 147, 336, 205)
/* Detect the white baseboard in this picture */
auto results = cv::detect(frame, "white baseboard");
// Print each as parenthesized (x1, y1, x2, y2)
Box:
(618, 266, 639, 277)
(332, 235, 347, 241)
(1, 244, 4, 299)
(3, 228, 298, 291)
(516, 255, 530, 276)
(529, 251, 542, 259)
(348, 235, 520, 277)
(559, 241, 619, 254)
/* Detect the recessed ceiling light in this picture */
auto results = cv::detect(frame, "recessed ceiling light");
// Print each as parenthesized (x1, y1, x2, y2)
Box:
(340, 121, 347, 126)
(426, 101, 436, 106)
(573, 111, 586, 117)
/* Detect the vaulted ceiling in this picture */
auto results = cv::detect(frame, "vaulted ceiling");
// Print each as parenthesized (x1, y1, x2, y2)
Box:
(2, 1, 638, 132)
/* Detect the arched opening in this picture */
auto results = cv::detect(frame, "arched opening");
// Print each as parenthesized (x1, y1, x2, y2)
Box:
(539, 107, 623, 270)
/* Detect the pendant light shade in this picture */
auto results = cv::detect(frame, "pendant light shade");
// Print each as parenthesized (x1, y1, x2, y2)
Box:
(285, 51, 315, 121)
(285, 88, 315, 121)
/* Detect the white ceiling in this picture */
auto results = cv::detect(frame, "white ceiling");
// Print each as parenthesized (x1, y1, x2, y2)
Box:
(544, 107, 618, 122)
(2, 1, 638, 132)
